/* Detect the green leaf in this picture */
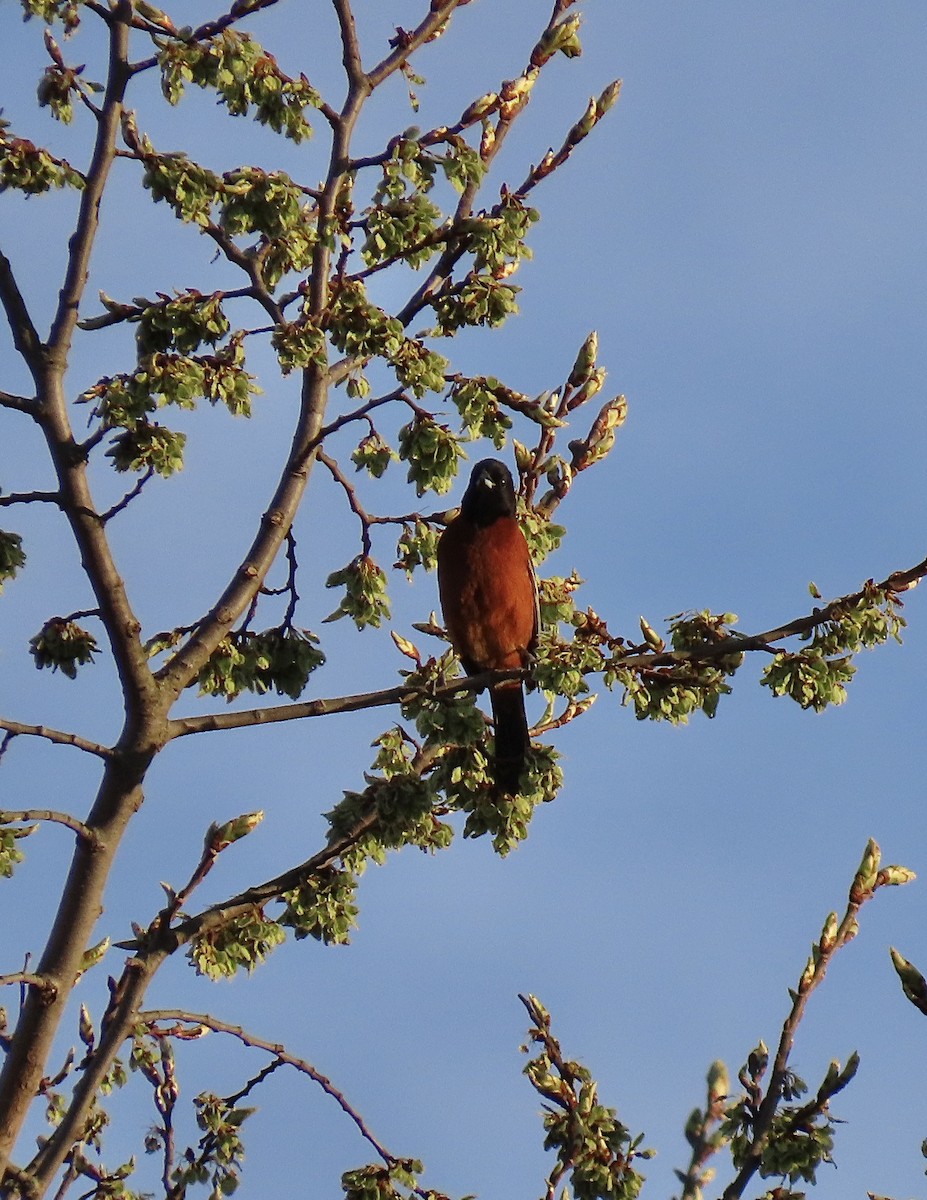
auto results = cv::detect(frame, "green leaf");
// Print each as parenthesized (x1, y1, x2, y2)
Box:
(397, 415, 465, 496)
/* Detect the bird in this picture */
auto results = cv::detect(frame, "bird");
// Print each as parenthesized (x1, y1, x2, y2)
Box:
(437, 458, 538, 794)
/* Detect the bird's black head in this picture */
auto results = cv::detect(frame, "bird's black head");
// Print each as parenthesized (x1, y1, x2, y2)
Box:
(460, 458, 518, 526)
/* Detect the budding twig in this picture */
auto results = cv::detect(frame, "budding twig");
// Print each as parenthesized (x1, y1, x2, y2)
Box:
(138, 1009, 403, 1169)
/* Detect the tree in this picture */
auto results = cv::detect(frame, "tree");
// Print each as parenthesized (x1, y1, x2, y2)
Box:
(2, 2, 927, 1198)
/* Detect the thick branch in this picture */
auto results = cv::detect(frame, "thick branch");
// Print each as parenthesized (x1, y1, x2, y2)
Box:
(0, 8, 166, 1182)
(25, 952, 164, 1193)
(44, 9, 133, 362)
(332, 0, 366, 89)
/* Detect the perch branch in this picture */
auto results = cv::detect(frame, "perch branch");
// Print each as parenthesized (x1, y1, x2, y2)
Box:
(0, 719, 112, 760)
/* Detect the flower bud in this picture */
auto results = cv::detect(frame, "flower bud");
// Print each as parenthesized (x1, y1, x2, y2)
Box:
(568, 331, 598, 388)
(849, 837, 880, 903)
(461, 92, 499, 124)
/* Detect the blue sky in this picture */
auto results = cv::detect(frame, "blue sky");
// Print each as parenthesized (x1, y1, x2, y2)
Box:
(2, 2, 927, 1198)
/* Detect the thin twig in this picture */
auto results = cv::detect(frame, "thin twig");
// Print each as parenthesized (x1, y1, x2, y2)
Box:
(314, 389, 403, 443)
(0, 248, 44, 379)
(366, 0, 468, 90)
(166, 810, 381, 949)
(0, 391, 37, 414)
(56, 607, 102, 624)
(99, 468, 155, 523)
(167, 667, 519, 740)
(318, 447, 373, 554)
(719, 850, 884, 1200)
(138, 1010, 401, 1168)
(280, 529, 300, 627)
(0, 810, 96, 844)
(0, 732, 16, 766)
(0, 490, 61, 508)
(0, 973, 52, 995)
(0, 718, 112, 760)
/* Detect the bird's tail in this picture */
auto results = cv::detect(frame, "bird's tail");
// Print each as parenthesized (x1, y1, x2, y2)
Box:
(489, 682, 530, 794)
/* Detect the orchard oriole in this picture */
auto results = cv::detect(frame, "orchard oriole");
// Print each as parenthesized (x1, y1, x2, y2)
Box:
(437, 458, 538, 794)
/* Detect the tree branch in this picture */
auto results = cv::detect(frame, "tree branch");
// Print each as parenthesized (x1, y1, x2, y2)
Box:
(46, 16, 130, 362)
(99, 468, 154, 523)
(0, 390, 37, 415)
(166, 668, 514, 741)
(0, 248, 44, 384)
(23, 952, 163, 1192)
(138, 1010, 401, 1169)
(165, 552, 927, 744)
(0, 810, 96, 844)
(155, 5, 376, 696)
(0, 9, 166, 1179)
(720, 843, 892, 1199)
(318, 447, 373, 554)
(332, 0, 367, 90)
(0, 973, 49, 993)
(0, 718, 112, 760)
(366, 0, 468, 90)
(0, 491, 61, 508)
(171, 811, 379, 947)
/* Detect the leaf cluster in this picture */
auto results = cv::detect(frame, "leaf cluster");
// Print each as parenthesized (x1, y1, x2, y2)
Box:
(81, 341, 259, 475)
(325, 555, 391, 629)
(0, 531, 26, 593)
(447, 375, 513, 447)
(193, 627, 325, 701)
(761, 583, 905, 711)
(397, 415, 465, 496)
(0, 122, 84, 194)
(0, 824, 36, 879)
(394, 519, 438, 577)
(29, 618, 99, 678)
(341, 1159, 427, 1200)
(279, 868, 359, 945)
(135, 290, 231, 356)
(721, 1045, 858, 1189)
(170, 1091, 255, 1199)
(188, 908, 285, 980)
(158, 30, 320, 143)
(20, 0, 85, 32)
